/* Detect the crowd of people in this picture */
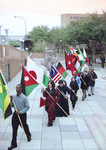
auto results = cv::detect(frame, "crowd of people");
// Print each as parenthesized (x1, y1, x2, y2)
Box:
(8, 62, 98, 150)
(43, 63, 98, 127)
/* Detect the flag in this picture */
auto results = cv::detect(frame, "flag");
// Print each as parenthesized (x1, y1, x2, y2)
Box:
(69, 51, 80, 72)
(83, 47, 90, 65)
(77, 48, 85, 71)
(69, 51, 76, 65)
(21, 66, 39, 97)
(49, 66, 62, 83)
(39, 97, 45, 107)
(65, 52, 79, 76)
(0, 72, 12, 119)
(56, 62, 68, 79)
(27, 57, 43, 84)
(42, 71, 50, 87)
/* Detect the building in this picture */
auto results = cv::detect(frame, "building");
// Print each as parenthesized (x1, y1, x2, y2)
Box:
(61, 14, 89, 28)
(0, 44, 26, 83)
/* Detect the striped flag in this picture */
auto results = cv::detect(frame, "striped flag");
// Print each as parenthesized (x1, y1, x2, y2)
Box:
(49, 66, 62, 83)
(0, 72, 12, 119)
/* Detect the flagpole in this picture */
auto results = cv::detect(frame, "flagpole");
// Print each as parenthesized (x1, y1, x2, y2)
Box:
(51, 65, 74, 110)
(20, 64, 69, 117)
(27, 57, 74, 111)
(0, 69, 28, 142)
(59, 61, 82, 102)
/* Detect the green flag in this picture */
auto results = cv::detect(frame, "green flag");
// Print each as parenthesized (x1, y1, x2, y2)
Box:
(42, 71, 50, 87)
(0, 72, 12, 119)
(77, 48, 85, 71)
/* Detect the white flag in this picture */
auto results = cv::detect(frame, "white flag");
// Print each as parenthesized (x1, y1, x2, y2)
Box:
(27, 57, 43, 84)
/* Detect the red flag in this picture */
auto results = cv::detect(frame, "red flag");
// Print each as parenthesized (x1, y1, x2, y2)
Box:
(85, 57, 90, 65)
(65, 52, 79, 76)
(21, 66, 39, 97)
(39, 97, 45, 107)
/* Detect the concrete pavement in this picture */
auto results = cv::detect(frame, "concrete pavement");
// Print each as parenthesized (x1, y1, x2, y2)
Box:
(0, 61, 106, 150)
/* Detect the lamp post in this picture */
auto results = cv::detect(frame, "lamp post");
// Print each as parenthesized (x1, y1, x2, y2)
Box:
(25, 47, 28, 58)
(60, 40, 62, 52)
(14, 16, 27, 35)
(21, 39, 25, 50)
(2, 39, 5, 57)
(45, 47, 47, 59)
(4, 28, 9, 45)
(0, 25, 2, 44)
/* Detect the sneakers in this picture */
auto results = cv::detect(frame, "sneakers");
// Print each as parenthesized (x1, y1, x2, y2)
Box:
(47, 123, 53, 127)
(92, 93, 94, 95)
(8, 145, 17, 150)
(88, 94, 91, 96)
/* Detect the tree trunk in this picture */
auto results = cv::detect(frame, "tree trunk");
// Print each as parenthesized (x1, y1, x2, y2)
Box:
(92, 44, 96, 63)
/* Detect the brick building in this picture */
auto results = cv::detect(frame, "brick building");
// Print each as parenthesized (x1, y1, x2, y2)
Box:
(61, 14, 89, 28)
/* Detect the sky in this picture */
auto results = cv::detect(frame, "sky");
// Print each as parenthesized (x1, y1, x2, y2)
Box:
(0, 0, 106, 35)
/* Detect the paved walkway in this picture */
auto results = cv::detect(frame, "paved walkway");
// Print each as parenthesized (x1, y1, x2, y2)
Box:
(0, 62, 106, 150)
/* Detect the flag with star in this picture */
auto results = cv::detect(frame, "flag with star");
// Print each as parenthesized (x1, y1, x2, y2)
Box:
(65, 52, 79, 76)
(21, 66, 39, 97)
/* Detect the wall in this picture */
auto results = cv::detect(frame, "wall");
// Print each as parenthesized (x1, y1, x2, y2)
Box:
(29, 52, 45, 58)
(61, 14, 89, 28)
(0, 44, 26, 82)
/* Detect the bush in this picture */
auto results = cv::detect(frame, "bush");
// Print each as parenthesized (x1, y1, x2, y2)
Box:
(31, 40, 48, 52)
(9, 41, 20, 47)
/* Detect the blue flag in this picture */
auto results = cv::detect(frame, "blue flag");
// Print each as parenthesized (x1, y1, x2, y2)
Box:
(49, 66, 62, 83)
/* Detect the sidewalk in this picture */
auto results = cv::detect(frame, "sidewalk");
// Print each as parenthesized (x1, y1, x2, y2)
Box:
(0, 62, 106, 150)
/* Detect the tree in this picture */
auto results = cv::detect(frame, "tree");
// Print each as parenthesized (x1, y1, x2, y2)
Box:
(26, 25, 50, 42)
(64, 12, 106, 61)
(48, 27, 64, 52)
(31, 40, 48, 52)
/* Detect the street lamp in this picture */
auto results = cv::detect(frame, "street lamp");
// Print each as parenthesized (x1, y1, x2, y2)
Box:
(14, 16, 27, 35)
(4, 28, 9, 45)
(60, 40, 62, 51)
(2, 39, 5, 57)
(21, 39, 25, 50)
(25, 47, 28, 58)
(45, 47, 47, 59)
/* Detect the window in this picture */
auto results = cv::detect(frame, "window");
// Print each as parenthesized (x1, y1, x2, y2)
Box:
(73, 17, 78, 20)
(70, 17, 73, 20)
(80, 17, 84, 19)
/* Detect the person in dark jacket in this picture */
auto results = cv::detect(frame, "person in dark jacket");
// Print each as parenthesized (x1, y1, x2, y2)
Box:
(56, 80, 70, 117)
(43, 80, 60, 127)
(69, 77, 79, 109)
(88, 68, 97, 96)
(80, 70, 89, 101)
(100, 55, 105, 68)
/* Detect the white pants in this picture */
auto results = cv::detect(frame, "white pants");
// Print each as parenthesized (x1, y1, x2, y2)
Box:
(88, 86, 94, 94)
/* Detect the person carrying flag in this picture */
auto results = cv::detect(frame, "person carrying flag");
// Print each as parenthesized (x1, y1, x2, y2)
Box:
(43, 80, 60, 127)
(72, 71, 81, 87)
(80, 70, 89, 101)
(8, 84, 31, 150)
(56, 80, 70, 117)
(69, 77, 79, 109)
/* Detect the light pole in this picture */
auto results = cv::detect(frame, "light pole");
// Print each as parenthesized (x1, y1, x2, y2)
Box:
(4, 28, 9, 45)
(25, 47, 28, 58)
(14, 16, 27, 36)
(0, 25, 2, 44)
(2, 39, 5, 57)
(45, 47, 47, 59)
(21, 39, 25, 50)
(60, 40, 62, 52)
